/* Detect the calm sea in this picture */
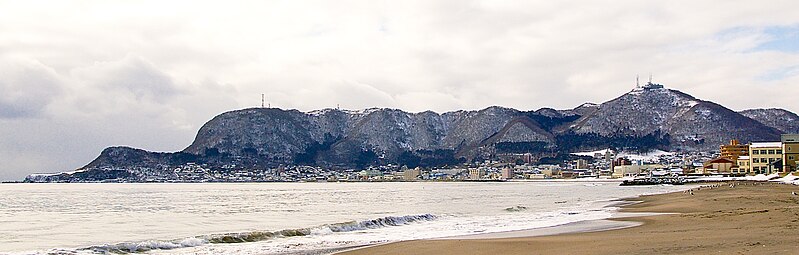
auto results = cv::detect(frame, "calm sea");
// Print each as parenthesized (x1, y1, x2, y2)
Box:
(0, 182, 686, 254)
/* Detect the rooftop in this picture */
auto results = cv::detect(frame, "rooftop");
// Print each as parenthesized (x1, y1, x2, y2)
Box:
(782, 134, 799, 142)
(750, 142, 782, 148)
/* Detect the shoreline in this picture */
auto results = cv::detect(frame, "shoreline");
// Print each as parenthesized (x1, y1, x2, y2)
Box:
(331, 190, 685, 255)
(330, 219, 641, 255)
(338, 181, 799, 255)
(432, 218, 642, 240)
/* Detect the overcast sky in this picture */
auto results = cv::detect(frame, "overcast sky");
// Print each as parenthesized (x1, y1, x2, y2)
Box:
(1, 1, 798, 180)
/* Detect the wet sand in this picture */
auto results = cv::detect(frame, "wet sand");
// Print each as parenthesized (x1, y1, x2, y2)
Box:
(339, 182, 799, 255)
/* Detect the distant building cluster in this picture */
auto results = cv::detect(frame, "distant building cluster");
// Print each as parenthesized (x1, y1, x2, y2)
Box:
(25, 134, 799, 183)
(703, 134, 799, 175)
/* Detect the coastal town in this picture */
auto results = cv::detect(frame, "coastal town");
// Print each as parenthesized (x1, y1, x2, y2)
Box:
(25, 134, 799, 183)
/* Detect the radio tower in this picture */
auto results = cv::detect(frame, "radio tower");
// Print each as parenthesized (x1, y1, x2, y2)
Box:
(636, 74, 640, 88)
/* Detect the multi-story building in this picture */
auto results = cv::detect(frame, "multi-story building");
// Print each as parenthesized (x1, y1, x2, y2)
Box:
(501, 167, 513, 180)
(469, 168, 485, 180)
(782, 134, 799, 173)
(734, 156, 750, 175)
(749, 142, 782, 174)
(720, 139, 749, 162)
(575, 159, 589, 169)
(403, 168, 421, 180)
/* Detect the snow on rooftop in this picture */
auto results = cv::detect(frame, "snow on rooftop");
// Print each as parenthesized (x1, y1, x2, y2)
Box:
(750, 142, 782, 148)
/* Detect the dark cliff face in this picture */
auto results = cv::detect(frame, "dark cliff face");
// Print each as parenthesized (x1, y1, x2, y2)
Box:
(740, 108, 799, 134)
(181, 106, 549, 167)
(183, 108, 331, 160)
(70, 87, 792, 174)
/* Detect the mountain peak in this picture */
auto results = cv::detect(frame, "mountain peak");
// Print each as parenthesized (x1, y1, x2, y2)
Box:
(569, 86, 779, 148)
(38, 83, 793, 182)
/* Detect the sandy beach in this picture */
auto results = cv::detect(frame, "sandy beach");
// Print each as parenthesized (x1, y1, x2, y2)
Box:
(340, 182, 799, 255)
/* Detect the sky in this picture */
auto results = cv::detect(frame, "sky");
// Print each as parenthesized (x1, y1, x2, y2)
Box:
(1, 0, 798, 180)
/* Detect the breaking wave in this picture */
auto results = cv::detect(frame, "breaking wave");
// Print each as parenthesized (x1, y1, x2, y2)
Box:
(77, 214, 437, 253)
(206, 213, 437, 244)
(82, 238, 207, 253)
(504, 206, 528, 212)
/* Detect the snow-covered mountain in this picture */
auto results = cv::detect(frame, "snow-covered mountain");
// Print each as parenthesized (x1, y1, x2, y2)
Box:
(739, 108, 799, 134)
(568, 86, 781, 150)
(180, 105, 557, 167)
(28, 84, 794, 181)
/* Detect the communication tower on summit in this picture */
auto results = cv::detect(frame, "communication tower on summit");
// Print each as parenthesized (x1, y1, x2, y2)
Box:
(635, 74, 664, 90)
(636, 75, 640, 88)
(643, 74, 664, 89)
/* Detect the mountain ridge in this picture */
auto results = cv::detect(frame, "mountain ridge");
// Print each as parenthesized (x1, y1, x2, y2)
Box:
(25, 86, 796, 182)
(739, 108, 799, 134)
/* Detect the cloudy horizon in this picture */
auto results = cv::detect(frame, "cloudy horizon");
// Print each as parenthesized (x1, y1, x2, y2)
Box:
(2, 0, 799, 180)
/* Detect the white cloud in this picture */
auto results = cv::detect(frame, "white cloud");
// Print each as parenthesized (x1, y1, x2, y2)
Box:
(0, 58, 63, 118)
(1, 0, 799, 180)
(72, 56, 182, 103)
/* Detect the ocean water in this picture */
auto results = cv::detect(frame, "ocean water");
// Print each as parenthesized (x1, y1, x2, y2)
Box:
(0, 182, 687, 255)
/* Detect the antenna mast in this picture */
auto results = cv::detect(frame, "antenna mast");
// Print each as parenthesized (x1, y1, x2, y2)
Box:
(261, 94, 265, 108)
(636, 75, 640, 88)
